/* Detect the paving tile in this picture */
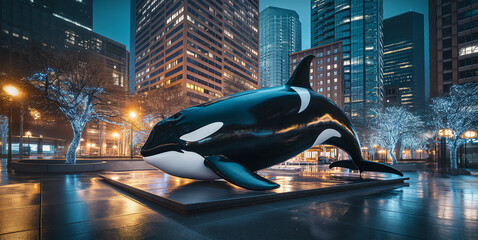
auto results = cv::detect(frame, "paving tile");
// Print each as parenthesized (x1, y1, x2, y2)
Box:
(0, 230, 39, 240)
(192, 207, 416, 240)
(41, 197, 152, 227)
(42, 212, 211, 240)
(0, 205, 39, 235)
(280, 198, 478, 239)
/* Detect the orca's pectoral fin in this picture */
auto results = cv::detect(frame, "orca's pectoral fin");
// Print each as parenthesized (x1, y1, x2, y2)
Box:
(204, 155, 280, 190)
(329, 160, 403, 177)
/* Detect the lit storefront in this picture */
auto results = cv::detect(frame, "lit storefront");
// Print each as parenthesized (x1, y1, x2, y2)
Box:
(2, 135, 66, 157)
(292, 145, 342, 163)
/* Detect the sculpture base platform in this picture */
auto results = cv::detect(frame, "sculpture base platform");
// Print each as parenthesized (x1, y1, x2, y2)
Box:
(99, 169, 408, 214)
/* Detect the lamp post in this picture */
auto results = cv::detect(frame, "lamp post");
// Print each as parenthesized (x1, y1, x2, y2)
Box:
(3, 85, 19, 168)
(460, 130, 477, 167)
(437, 128, 453, 169)
(129, 111, 137, 160)
(26, 131, 31, 158)
(112, 132, 120, 157)
(80, 138, 84, 156)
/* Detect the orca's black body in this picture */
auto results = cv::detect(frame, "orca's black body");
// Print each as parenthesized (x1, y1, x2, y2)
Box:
(141, 55, 403, 190)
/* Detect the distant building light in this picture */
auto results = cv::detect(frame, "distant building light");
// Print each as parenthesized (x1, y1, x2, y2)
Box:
(53, 13, 92, 31)
(459, 45, 478, 56)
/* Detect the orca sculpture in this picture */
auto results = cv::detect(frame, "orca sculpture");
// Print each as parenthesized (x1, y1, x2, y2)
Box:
(141, 55, 403, 190)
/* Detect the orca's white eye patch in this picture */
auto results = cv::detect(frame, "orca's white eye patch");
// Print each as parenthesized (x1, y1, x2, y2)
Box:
(179, 122, 224, 142)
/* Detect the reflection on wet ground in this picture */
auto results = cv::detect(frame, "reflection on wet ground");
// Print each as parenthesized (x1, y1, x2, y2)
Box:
(1, 158, 477, 239)
(99, 167, 406, 212)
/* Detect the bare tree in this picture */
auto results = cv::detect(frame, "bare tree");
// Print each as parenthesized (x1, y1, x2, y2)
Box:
(430, 83, 478, 169)
(370, 106, 423, 165)
(27, 51, 125, 164)
(140, 86, 189, 120)
(223, 75, 256, 96)
(128, 86, 191, 147)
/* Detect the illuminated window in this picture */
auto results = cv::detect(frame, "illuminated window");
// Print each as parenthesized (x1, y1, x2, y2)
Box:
(459, 45, 478, 56)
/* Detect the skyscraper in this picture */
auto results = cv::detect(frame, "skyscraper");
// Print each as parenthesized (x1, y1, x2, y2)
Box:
(311, 0, 383, 126)
(132, 0, 259, 104)
(383, 12, 425, 112)
(0, 0, 129, 156)
(0, 0, 128, 87)
(429, 0, 478, 97)
(259, 6, 301, 87)
(290, 41, 344, 109)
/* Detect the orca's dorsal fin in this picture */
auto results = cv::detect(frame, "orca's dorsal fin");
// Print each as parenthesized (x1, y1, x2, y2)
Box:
(285, 55, 315, 89)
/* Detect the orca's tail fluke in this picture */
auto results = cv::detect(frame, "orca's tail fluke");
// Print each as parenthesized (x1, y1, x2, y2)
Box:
(329, 160, 403, 177)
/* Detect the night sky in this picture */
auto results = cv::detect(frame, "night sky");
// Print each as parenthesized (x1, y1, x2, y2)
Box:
(93, 0, 429, 84)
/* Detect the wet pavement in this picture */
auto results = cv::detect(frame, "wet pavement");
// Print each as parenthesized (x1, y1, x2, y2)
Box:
(1, 158, 478, 240)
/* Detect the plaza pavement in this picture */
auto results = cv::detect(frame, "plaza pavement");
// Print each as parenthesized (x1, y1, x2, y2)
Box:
(1, 159, 477, 240)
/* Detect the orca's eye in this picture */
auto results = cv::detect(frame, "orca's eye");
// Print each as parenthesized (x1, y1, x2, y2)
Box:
(170, 112, 182, 119)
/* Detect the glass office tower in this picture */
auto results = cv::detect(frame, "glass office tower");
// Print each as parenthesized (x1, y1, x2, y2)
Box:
(259, 7, 301, 87)
(383, 12, 425, 112)
(311, 0, 383, 126)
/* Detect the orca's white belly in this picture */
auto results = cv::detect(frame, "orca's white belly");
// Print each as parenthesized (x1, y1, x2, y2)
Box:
(143, 150, 220, 180)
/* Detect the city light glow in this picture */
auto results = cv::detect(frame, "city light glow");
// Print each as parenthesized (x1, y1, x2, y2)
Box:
(461, 130, 477, 139)
(438, 128, 454, 138)
(3, 85, 20, 97)
(129, 111, 137, 119)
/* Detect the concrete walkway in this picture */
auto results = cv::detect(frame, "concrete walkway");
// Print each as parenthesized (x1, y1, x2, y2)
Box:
(1, 159, 477, 239)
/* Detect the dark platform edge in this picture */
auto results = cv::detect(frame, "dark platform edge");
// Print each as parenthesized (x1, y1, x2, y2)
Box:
(99, 174, 409, 214)
(11, 160, 107, 173)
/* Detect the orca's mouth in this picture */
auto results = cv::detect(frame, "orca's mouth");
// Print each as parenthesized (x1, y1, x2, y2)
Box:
(140, 143, 183, 157)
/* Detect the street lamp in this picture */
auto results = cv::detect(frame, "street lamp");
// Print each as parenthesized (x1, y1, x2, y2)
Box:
(112, 132, 120, 157)
(437, 128, 454, 169)
(461, 130, 477, 167)
(26, 131, 31, 158)
(128, 111, 137, 160)
(80, 138, 84, 156)
(461, 130, 477, 139)
(3, 85, 19, 167)
(438, 128, 454, 138)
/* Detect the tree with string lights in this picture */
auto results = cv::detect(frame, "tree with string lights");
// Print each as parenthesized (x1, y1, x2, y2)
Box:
(430, 83, 478, 169)
(27, 52, 125, 164)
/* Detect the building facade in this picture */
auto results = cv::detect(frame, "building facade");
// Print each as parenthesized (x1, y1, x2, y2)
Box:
(311, 0, 383, 126)
(0, 0, 129, 87)
(259, 6, 301, 88)
(0, 0, 129, 157)
(383, 12, 425, 111)
(290, 41, 344, 109)
(429, 0, 478, 97)
(132, 0, 259, 104)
